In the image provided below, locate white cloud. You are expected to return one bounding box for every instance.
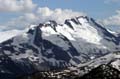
[0,7,86,30]
[0,25,7,31]
[36,7,86,24]
[0,0,36,12]
[101,10,120,26]
[3,13,38,30]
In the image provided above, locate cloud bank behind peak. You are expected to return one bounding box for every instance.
[0,7,86,31]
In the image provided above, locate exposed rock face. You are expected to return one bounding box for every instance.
[79,65,120,79]
[17,64,120,79]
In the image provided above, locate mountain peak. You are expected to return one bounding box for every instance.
[25,16,119,46]
[26,16,92,33]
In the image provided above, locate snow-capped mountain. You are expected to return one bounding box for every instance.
[0,16,120,79]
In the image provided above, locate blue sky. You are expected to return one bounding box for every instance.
[33,0,120,19]
[0,0,120,31]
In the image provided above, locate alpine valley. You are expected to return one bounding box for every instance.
[0,16,120,79]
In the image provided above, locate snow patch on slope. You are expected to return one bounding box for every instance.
[0,30,24,43]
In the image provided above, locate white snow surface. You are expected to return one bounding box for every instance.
[0,30,24,43]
